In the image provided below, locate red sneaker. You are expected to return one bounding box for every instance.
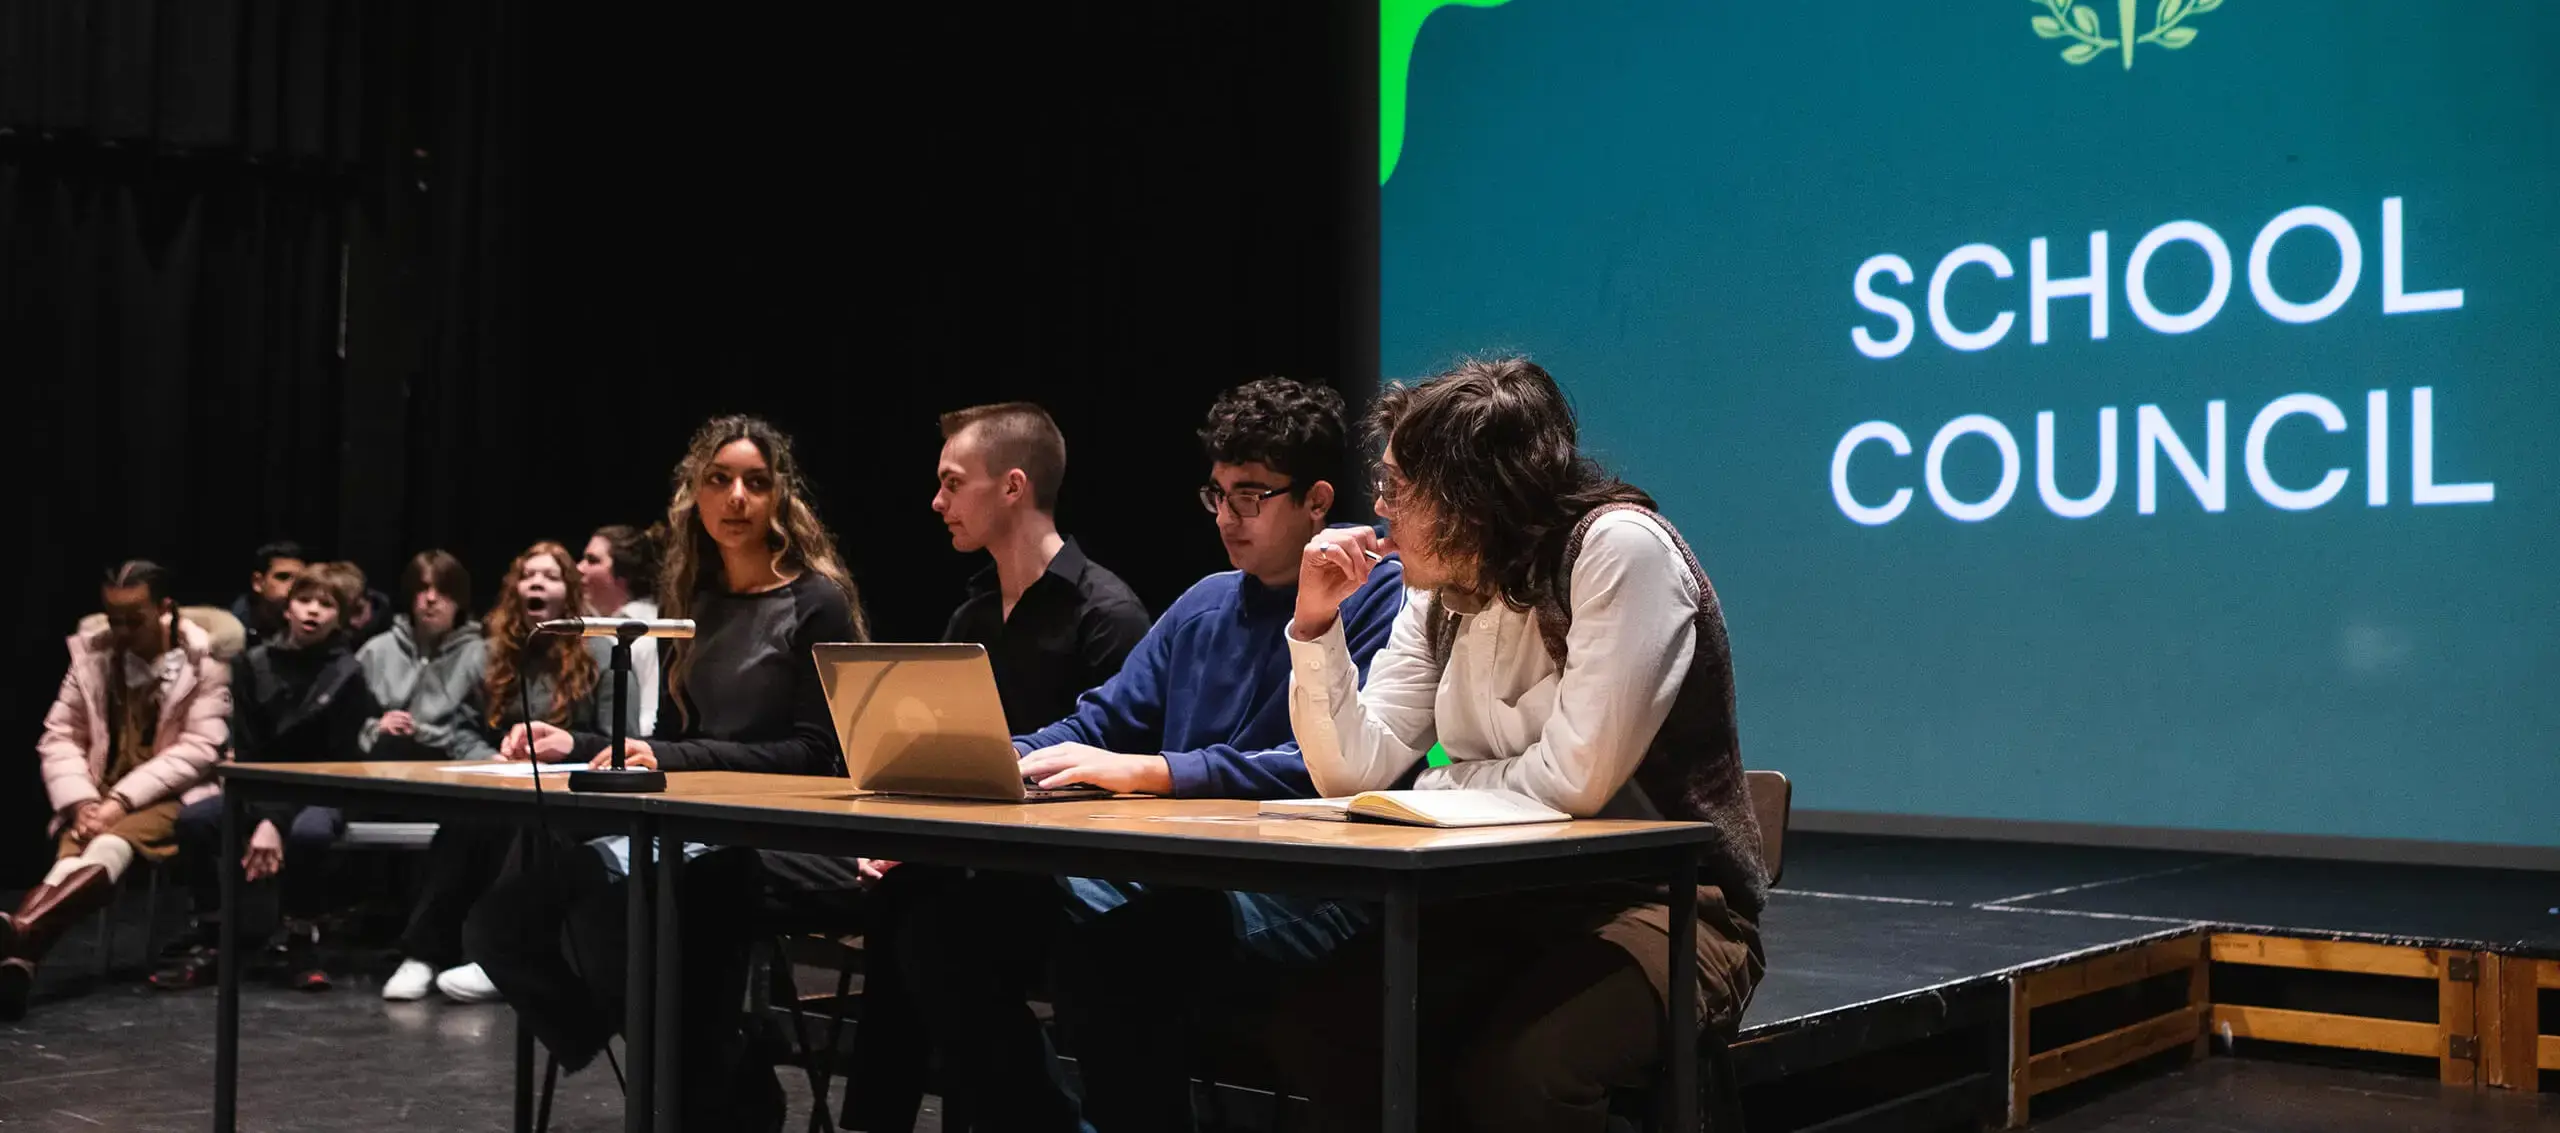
[149,947,217,991]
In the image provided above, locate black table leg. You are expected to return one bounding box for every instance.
[627,824,657,1133]
[654,832,683,1132]
[214,789,243,1132]
[515,1013,536,1133]
[1382,880,1419,1133]
[1666,851,1699,1132]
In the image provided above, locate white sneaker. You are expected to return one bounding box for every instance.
[383,958,436,1002]
[435,962,502,1004]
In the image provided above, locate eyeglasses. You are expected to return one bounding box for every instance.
[1199,481,1307,518]
[1372,465,1407,509]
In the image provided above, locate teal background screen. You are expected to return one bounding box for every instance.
[1382,1,2559,848]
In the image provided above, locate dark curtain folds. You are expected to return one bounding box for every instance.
[0,0,367,164]
[4,1,1368,885]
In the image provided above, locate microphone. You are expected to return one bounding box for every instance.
[533,617,698,640]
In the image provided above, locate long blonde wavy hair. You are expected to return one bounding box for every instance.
[658,415,865,729]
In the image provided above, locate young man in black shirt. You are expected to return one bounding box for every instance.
[227,540,308,649]
[933,401,1151,731]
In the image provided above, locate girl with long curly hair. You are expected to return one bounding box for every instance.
[371,542,632,1006]
[467,415,865,1130]
[481,541,609,740]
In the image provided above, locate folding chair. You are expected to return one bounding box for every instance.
[1620,768,1790,1132]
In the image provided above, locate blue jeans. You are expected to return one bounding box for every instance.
[1061,877,1370,964]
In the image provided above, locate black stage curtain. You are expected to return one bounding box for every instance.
[1,0,376,882]
[3,2,1370,884]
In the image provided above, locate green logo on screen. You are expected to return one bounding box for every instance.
[2029,0,2220,69]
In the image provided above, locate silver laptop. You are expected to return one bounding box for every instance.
[813,643,1111,803]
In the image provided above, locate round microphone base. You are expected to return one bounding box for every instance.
[568,768,668,794]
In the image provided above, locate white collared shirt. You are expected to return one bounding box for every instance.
[610,599,662,736]
[1287,510,1702,818]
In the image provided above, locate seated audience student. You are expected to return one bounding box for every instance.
[1270,359,1770,1133]
[850,377,1409,1133]
[479,539,630,750]
[162,561,384,993]
[401,540,634,1007]
[354,550,504,1003]
[228,540,308,649]
[346,580,398,646]
[2,562,231,1020]
[466,414,865,1132]
[357,550,491,764]
[576,523,667,735]
[932,401,1151,731]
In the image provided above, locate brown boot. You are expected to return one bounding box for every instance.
[0,864,114,1021]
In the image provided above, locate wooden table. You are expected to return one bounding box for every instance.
[215,763,1726,1133]
[212,763,810,1133]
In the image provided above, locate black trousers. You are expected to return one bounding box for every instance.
[1050,887,1289,1133]
[396,821,515,969]
[460,836,767,1127]
[848,867,1081,1133]
[174,797,341,930]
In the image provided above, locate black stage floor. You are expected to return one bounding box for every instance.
[1780,832,2560,954]
[2,831,2553,1130]
[2032,1057,2560,1132]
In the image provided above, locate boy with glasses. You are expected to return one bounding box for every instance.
[852,377,1408,1131]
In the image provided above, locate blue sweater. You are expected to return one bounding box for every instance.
[1015,557,1406,799]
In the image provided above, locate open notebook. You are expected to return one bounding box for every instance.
[1258,789,1571,829]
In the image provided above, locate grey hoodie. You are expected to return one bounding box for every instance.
[356,615,496,760]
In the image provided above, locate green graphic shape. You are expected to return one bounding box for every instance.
[2028,0,2219,69]
[1381,0,1516,185]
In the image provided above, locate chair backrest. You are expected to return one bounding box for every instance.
[183,606,248,661]
[1745,769,1790,887]
[75,605,247,662]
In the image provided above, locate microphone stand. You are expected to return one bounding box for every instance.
[568,621,667,793]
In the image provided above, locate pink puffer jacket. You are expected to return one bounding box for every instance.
[37,617,232,832]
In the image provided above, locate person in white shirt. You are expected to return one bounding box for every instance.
[576,523,663,735]
[1273,358,1769,1133]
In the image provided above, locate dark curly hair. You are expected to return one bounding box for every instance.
[1369,357,1652,611]
[1197,378,1350,496]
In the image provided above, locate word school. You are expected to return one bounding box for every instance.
[1831,197,2492,525]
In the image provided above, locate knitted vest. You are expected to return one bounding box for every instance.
[1422,503,1770,917]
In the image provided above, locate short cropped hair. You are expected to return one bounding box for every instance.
[105,560,176,605]
[251,540,309,575]
[400,550,473,613]
[290,561,366,612]
[1198,378,1349,490]
[940,402,1067,513]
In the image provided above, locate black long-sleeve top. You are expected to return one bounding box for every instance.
[235,635,380,826]
[235,637,377,766]
[569,573,862,775]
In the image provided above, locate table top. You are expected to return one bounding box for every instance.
[223,762,1720,870]
[220,761,834,809]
